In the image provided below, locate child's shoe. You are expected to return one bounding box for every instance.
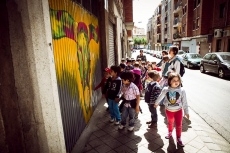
[110,118,115,123]
[146,121,152,124]
[114,121,120,125]
[128,126,134,131]
[177,137,184,147]
[118,124,125,130]
[165,132,172,139]
[148,122,157,128]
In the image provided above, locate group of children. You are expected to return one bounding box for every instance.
[94,47,189,147]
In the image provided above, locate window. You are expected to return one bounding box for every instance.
[196,18,199,28]
[194,0,197,9]
[183,5,187,15]
[210,54,218,61]
[204,54,212,60]
[193,20,196,30]
[220,3,226,18]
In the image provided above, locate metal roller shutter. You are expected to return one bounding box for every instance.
[108,22,115,66]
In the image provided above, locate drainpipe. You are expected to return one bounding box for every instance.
[224,0,229,52]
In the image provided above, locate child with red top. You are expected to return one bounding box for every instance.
[94,67,111,111]
[94,67,111,91]
[152,62,161,71]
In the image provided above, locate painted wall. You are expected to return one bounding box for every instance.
[49,0,101,151]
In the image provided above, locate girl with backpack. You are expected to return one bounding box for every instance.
[167,47,185,77]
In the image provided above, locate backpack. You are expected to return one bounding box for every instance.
[171,57,185,77]
[162,62,170,77]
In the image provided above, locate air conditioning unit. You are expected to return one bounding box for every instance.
[223,30,230,37]
[214,29,223,38]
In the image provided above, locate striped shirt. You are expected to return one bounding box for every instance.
[121,82,140,100]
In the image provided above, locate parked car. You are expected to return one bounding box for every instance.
[177,50,186,60]
[182,53,202,69]
[200,52,230,78]
[156,51,162,59]
[152,50,157,57]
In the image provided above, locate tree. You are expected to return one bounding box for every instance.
[133,37,147,45]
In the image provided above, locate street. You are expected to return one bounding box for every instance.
[132,51,230,143]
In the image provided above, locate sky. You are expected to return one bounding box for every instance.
[133,0,162,30]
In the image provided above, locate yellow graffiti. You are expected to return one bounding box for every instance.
[49,0,99,122]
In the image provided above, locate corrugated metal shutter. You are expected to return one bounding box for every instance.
[108,22,115,66]
[200,42,209,57]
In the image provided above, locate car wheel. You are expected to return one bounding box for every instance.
[218,68,225,78]
[200,65,205,73]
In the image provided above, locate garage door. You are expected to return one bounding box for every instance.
[108,22,115,66]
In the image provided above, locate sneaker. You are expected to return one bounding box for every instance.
[114,121,120,125]
[177,137,184,147]
[148,122,157,128]
[165,132,172,139]
[118,125,124,130]
[110,118,115,123]
[146,121,152,124]
[128,126,134,131]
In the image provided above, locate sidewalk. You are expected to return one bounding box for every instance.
[82,98,230,153]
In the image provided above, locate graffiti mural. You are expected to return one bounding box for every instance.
[49,0,100,151]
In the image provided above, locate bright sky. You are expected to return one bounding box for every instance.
[133,0,162,31]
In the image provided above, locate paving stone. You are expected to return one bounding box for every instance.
[143,142,161,152]
[183,144,200,153]
[93,130,107,138]
[106,150,117,153]
[205,143,222,151]
[104,139,122,149]
[99,134,115,143]
[187,139,205,150]
[200,146,212,153]
[108,130,124,138]
[199,136,214,143]
[125,140,140,150]
[88,138,105,148]
[82,144,93,153]
[88,134,98,141]
[196,131,209,137]
[94,144,112,153]
[84,149,98,153]
[135,146,152,153]
[152,137,164,147]
[115,135,132,144]
[114,145,133,153]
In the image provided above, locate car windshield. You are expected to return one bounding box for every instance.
[188,54,202,59]
[219,54,230,61]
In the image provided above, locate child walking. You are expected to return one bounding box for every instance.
[94,67,111,111]
[118,72,140,131]
[103,66,122,125]
[144,70,162,128]
[154,73,189,147]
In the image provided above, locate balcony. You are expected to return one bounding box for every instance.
[173,1,182,14]
[157,20,161,26]
[157,28,161,34]
[173,18,182,27]
[173,32,182,39]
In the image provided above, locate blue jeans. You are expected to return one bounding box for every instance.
[108,99,121,121]
[148,104,158,123]
[120,106,135,127]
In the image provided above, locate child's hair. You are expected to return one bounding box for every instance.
[110,65,121,76]
[134,62,139,67]
[162,55,169,62]
[168,73,182,87]
[170,46,178,55]
[147,63,152,69]
[152,61,157,65]
[162,50,168,55]
[120,72,134,82]
[119,63,126,69]
[147,70,160,81]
